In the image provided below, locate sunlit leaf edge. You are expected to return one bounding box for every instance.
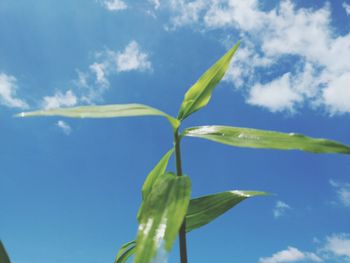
[16,103,180,130]
[182,125,350,154]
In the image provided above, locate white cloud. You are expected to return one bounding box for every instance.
[56,120,72,135]
[149,0,160,10]
[166,1,350,114]
[248,73,302,113]
[169,0,207,28]
[259,246,322,263]
[101,0,127,11]
[89,62,109,87]
[330,180,350,207]
[321,234,350,261]
[0,73,28,109]
[115,41,152,72]
[42,90,77,109]
[343,2,350,15]
[273,201,291,218]
[322,73,350,114]
[73,41,152,103]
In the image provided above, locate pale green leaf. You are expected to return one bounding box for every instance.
[0,241,11,263]
[183,125,350,154]
[16,103,180,130]
[186,190,268,232]
[177,42,240,120]
[135,172,191,263]
[114,241,136,263]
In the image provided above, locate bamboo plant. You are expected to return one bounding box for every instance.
[16,41,350,263]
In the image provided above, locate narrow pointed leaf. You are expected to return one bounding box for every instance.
[183,126,350,154]
[137,148,174,221]
[141,149,174,200]
[16,103,180,130]
[114,241,136,263]
[0,241,11,263]
[186,190,268,232]
[135,172,191,263]
[177,42,240,120]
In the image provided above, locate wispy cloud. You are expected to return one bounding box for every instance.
[166,1,350,115]
[75,41,152,103]
[259,246,322,263]
[343,2,350,16]
[259,233,350,263]
[42,90,77,109]
[56,120,72,135]
[273,201,291,218]
[0,73,28,109]
[39,41,152,106]
[322,233,350,260]
[330,180,350,207]
[115,41,153,72]
[100,0,127,11]
[149,0,160,10]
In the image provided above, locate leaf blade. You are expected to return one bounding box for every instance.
[17,103,180,130]
[183,125,350,154]
[186,190,267,232]
[137,149,174,221]
[114,241,136,263]
[177,42,240,120]
[141,149,174,200]
[0,241,11,263]
[135,172,191,263]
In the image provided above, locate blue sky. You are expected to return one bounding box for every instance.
[1,0,350,262]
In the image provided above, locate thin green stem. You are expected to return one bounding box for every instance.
[174,130,188,263]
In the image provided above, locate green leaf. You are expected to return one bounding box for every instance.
[135,172,191,263]
[137,149,174,221]
[177,42,240,121]
[141,149,174,200]
[186,190,267,232]
[0,241,11,263]
[183,125,350,154]
[16,103,180,130]
[117,190,266,259]
[114,241,136,263]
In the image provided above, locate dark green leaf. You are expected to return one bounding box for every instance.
[114,241,136,263]
[16,103,180,130]
[177,42,240,121]
[135,172,191,263]
[183,125,350,154]
[120,190,266,257]
[0,241,11,263]
[186,190,268,232]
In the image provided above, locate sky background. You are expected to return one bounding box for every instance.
[1,0,350,262]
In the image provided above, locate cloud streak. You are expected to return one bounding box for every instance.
[42,90,78,110]
[56,120,72,135]
[0,73,28,109]
[273,201,291,218]
[259,246,322,263]
[330,180,350,207]
[101,0,127,11]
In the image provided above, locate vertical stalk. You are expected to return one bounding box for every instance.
[174,130,188,263]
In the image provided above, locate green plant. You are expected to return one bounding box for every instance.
[0,241,11,263]
[18,42,350,263]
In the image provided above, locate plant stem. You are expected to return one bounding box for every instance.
[174,130,188,263]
